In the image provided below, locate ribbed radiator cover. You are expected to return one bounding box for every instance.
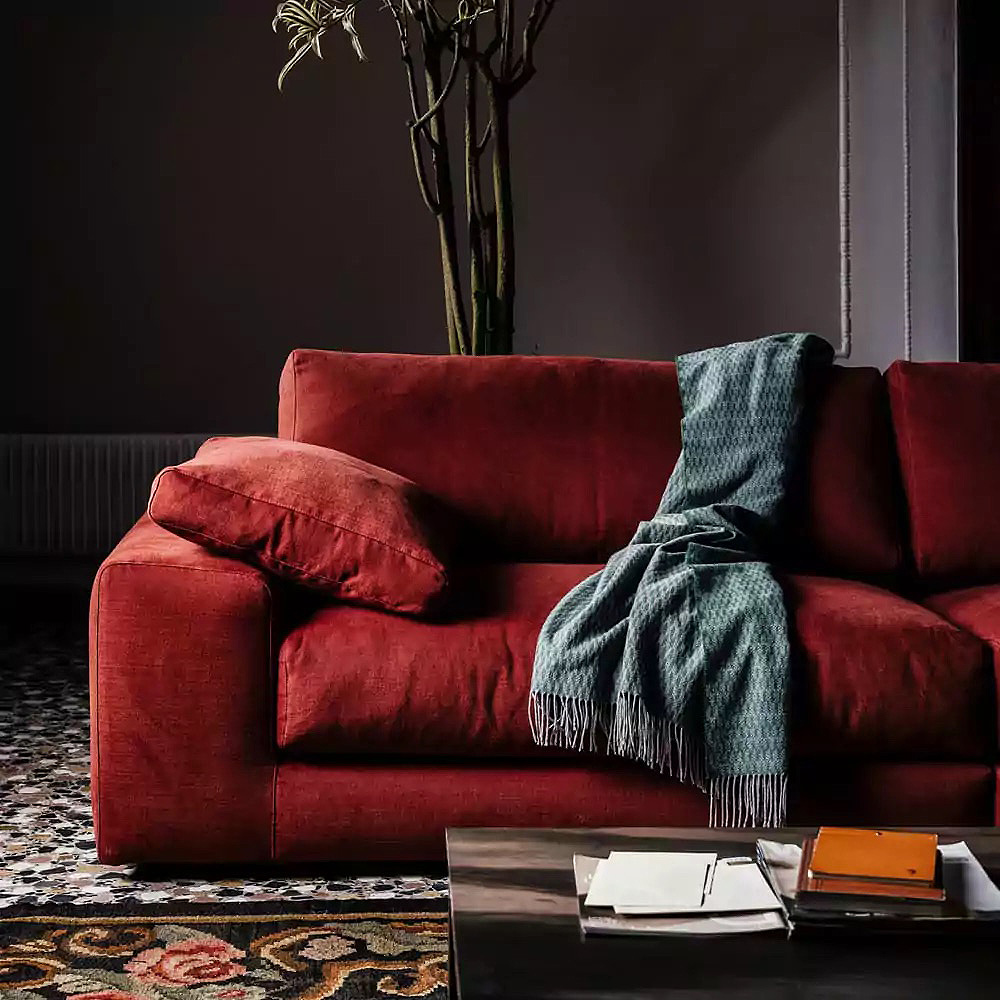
[1,434,211,557]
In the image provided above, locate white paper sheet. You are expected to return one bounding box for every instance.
[573,855,787,936]
[939,841,1000,913]
[584,851,716,910]
[615,857,781,915]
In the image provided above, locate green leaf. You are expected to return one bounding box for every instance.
[273,0,366,87]
[277,38,316,90]
[341,9,366,61]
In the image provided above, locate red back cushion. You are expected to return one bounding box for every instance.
[887,361,1000,585]
[279,350,903,575]
[784,366,904,581]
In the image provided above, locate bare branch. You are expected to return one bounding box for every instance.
[389,6,437,145]
[410,0,445,43]
[386,3,440,213]
[477,117,494,156]
[500,0,515,78]
[508,0,555,94]
[386,3,415,97]
[410,37,462,130]
[424,1,448,28]
[410,130,440,214]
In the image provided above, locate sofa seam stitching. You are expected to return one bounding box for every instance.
[281,648,289,753]
[101,559,269,583]
[291,350,299,442]
[153,468,446,575]
[276,642,289,861]
[263,576,278,863]
[92,563,108,861]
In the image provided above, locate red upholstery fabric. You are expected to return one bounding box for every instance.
[280,567,989,761]
[90,518,275,863]
[90,526,997,865]
[783,366,904,581]
[88,357,1000,866]
[272,761,993,862]
[924,585,1000,750]
[279,351,902,578]
[149,436,451,614]
[274,761,711,861]
[887,361,1000,585]
[280,351,681,564]
[783,575,993,759]
[278,563,600,755]
[787,762,995,829]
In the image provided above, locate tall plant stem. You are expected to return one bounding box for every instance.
[488,81,515,354]
[465,64,484,354]
[423,40,470,355]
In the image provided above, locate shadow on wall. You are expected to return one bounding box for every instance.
[11,0,837,434]
[519,1,837,361]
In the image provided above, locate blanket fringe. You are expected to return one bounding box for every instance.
[708,773,786,829]
[528,691,786,828]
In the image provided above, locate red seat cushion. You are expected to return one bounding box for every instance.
[280,350,903,578]
[784,575,993,759]
[923,585,1000,751]
[148,436,453,614]
[887,361,1000,586]
[279,564,992,762]
[278,563,602,756]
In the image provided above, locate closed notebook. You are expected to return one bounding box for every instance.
[809,827,938,885]
[797,837,945,914]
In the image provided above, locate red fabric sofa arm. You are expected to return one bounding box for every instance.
[89,516,277,863]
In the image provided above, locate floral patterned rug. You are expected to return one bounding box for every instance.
[0,624,447,913]
[0,901,449,999]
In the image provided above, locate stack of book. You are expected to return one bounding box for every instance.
[795,827,945,918]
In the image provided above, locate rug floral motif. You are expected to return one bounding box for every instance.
[0,909,448,999]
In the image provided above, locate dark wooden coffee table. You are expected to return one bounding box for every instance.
[447,827,1000,999]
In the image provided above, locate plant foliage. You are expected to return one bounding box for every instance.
[272,0,558,354]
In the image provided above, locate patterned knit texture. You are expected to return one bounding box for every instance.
[529,333,834,827]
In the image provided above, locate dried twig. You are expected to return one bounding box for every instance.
[509,0,555,94]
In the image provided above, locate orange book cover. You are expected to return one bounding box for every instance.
[809,828,938,884]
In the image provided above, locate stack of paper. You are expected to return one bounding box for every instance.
[585,851,781,915]
[574,850,785,937]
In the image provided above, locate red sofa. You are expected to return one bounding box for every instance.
[89,352,1000,863]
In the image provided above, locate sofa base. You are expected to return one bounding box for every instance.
[94,758,996,864]
[265,760,995,863]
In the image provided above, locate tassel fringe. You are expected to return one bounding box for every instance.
[528,690,786,828]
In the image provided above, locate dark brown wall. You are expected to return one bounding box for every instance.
[958,0,1000,362]
[10,1,837,433]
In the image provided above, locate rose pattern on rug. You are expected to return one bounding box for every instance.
[0,913,448,998]
[0,626,447,911]
[123,938,247,987]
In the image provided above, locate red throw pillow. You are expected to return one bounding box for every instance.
[148,437,452,613]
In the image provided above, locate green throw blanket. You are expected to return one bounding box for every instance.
[529,333,834,827]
